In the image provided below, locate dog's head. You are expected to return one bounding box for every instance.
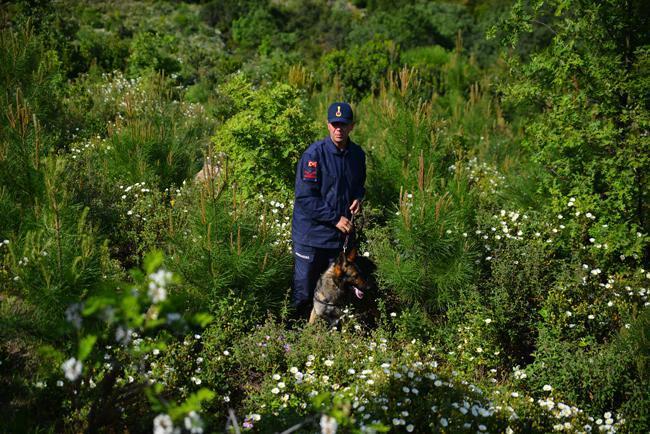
[332,247,368,300]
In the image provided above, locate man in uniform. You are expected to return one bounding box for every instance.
[291,102,366,320]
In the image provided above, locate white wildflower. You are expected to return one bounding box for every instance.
[62,357,82,381]
[320,414,338,434]
[153,413,174,434]
[184,411,204,434]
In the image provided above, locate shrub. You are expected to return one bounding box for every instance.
[166,183,293,315]
[526,308,650,432]
[322,37,399,102]
[74,24,128,72]
[211,74,317,195]
[346,3,473,51]
[231,8,277,50]
[369,187,477,319]
[49,251,215,433]
[128,31,181,77]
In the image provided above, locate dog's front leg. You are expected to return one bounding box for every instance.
[308,307,318,324]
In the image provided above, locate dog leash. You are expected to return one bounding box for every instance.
[342,212,355,254]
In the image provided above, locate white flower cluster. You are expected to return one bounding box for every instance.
[148,268,173,304]
[65,303,83,330]
[320,414,338,434]
[61,357,83,381]
[153,411,204,434]
[69,136,112,160]
[184,411,204,434]
[153,413,175,434]
[258,194,293,249]
[119,182,154,218]
[99,71,142,99]
[512,365,527,380]
[448,157,505,194]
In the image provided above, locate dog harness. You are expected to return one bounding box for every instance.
[313,295,341,307]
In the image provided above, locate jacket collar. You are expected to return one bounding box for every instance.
[325,136,350,155]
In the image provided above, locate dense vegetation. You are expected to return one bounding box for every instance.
[1,0,648,432]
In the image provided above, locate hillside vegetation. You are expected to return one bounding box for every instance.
[1,0,649,432]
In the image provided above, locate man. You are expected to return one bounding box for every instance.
[291,102,366,320]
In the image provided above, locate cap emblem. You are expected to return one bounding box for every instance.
[335,106,342,117]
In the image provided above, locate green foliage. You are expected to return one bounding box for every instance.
[495,0,650,266]
[212,74,317,195]
[401,45,451,69]
[0,25,66,229]
[75,24,128,72]
[370,187,477,318]
[2,0,649,432]
[322,37,399,102]
[47,254,215,432]
[166,184,294,315]
[347,3,472,50]
[231,8,277,50]
[128,31,181,77]
[478,222,552,365]
[526,312,650,432]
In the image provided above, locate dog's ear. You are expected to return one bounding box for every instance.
[346,247,357,262]
[333,260,343,277]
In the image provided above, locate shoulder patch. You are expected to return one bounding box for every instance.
[302,158,319,183]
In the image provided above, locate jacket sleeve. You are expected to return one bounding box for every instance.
[352,151,366,201]
[294,152,340,225]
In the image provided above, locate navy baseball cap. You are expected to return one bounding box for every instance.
[327,102,354,124]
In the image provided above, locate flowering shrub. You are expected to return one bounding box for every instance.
[2,2,649,432]
[55,251,214,432]
[219,314,627,433]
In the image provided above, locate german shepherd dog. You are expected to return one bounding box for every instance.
[308,247,370,327]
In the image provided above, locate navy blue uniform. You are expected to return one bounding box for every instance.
[291,136,366,310]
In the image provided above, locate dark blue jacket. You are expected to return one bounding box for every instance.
[292,136,366,248]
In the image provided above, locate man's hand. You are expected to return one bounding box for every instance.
[349,199,362,215]
[336,216,353,234]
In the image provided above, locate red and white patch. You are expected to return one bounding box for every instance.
[302,159,319,182]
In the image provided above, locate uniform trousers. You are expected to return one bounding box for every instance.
[292,242,341,315]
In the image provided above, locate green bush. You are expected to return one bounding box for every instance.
[49,251,215,433]
[0,24,66,231]
[212,74,317,195]
[495,0,650,270]
[75,24,128,72]
[128,31,181,77]
[527,308,650,432]
[231,8,277,50]
[347,3,472,51]
[401,45,451,69]
[166,183,293,314]
[322,37,399,102]
[369,186,477,319]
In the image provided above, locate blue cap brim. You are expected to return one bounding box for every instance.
[328,117,353,124]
